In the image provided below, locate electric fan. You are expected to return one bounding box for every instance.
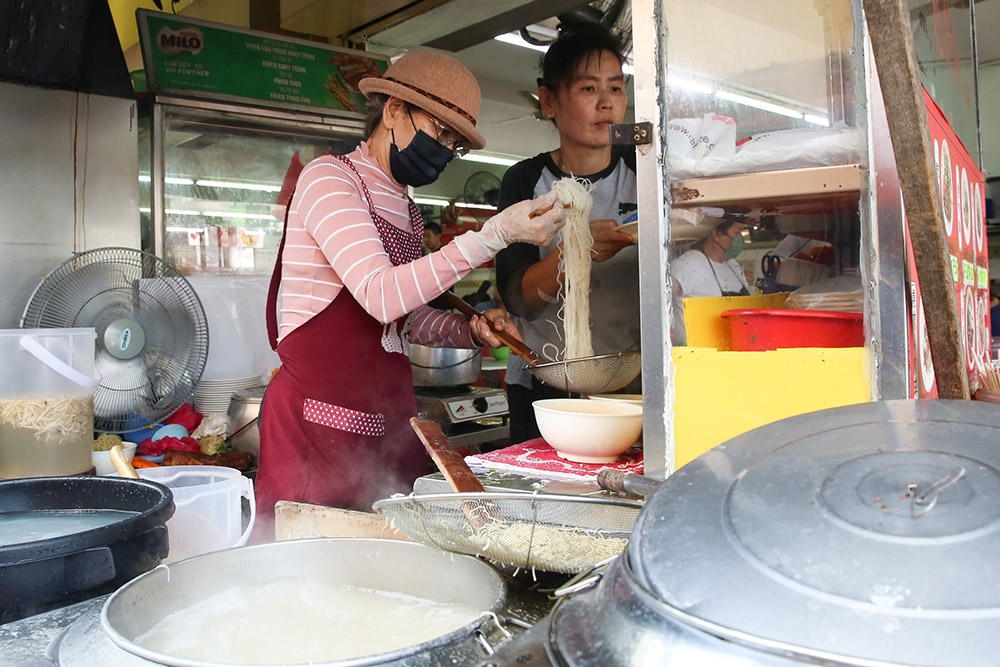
[21,247,209,433]
[462,171,502,222]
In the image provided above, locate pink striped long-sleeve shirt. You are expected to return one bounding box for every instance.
[276,142,495,347]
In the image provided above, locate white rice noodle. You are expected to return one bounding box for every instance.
[0,395,93,444]
[552,177,595,360]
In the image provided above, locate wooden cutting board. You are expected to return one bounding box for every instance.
[273,501,409,542]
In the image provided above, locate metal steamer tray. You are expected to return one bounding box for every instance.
[373,491,642,574]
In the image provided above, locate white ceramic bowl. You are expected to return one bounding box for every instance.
[92,442,138,476]
[588,393,643,407]
[617,221,639,241]
[533,398,643,464]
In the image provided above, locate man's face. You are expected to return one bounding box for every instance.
[423,229,441,251]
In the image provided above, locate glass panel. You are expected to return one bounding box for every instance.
[660,0,863,292]
[663,0,857,173]
[909,0,980,168]
[145,106,362,277]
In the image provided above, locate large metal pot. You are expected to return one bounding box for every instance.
[0,476,173,624]
[227,385,264,459]
[102,537,506,666]
[502,400,1000,667]
[409,344,482,387]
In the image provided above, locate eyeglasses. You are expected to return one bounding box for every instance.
[414,108,469,157]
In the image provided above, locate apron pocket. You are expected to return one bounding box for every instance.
[303,398,386,437]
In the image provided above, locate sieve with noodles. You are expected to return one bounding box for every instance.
[372,491,641,574]
[443,292,641,394]
[528,350,641,395]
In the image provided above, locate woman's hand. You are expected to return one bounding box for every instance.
[479,191,566,251]
[590,219,635,262]
[469,308,522,348]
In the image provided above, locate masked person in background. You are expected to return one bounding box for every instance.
[256,50,566,539]
[670,218,751,346]
[496,22,639,445]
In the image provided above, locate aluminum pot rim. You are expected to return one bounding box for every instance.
[101,537,507,667]
[548,553,901,667]
[409,344,482,386]
[408,345,482,369]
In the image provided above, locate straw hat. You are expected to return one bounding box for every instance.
[359,50,487,150]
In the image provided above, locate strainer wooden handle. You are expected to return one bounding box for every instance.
[442,292,542,366]
[410,417,500,532]
[410,417,483,494]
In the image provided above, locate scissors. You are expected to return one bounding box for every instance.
[759,254,781,293]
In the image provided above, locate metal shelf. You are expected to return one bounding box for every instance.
[671,163,863,215]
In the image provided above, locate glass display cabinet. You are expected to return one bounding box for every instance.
[135,9,383,278]
[630,0,986,476]
[141,98,363,277]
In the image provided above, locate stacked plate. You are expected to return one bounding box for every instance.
[194,375,261,414]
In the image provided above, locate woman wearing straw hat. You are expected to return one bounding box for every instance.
[256,50,566,536]
[670,216,751,345]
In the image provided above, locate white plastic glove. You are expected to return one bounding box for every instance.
[478,191,566,253]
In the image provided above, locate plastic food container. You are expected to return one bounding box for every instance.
[0,328,99,479]
[721,309,864,351]
[133,465,255,563]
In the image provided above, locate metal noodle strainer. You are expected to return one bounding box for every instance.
[372,491,641,574]
[444,292,641,394]
[528,351,641,395]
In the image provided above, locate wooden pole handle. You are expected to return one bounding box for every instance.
[409,417,499,531]
[410,417,484,493]
[528,202,570,218]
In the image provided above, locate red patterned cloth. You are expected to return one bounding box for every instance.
[165,404,203,433]
[137,436,201,457]
[465,438,643,481]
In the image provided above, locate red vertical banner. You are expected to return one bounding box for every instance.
[905,89,988,397]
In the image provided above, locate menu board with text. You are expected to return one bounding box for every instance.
[137,9,388,116]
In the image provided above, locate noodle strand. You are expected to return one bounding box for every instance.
[552,178,595,360]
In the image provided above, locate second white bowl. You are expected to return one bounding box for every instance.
[533,398,643,464]
[92,442,138,476]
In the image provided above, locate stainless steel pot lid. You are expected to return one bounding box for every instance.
[629,399,1000,666]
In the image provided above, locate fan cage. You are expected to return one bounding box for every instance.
[21,247,209,434]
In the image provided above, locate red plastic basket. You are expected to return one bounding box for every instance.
[721,309,864,351]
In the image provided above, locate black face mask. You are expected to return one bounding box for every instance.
[389,128,454,187]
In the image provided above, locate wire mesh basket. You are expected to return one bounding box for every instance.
[373,491,642,574]
[529,351,641,395]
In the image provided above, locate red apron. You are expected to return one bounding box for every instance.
[256,156,428,527]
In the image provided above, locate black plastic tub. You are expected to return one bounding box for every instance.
[0,476,174,624]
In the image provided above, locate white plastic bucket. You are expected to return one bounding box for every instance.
[0,328,100,478]
[136,466,255,563]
